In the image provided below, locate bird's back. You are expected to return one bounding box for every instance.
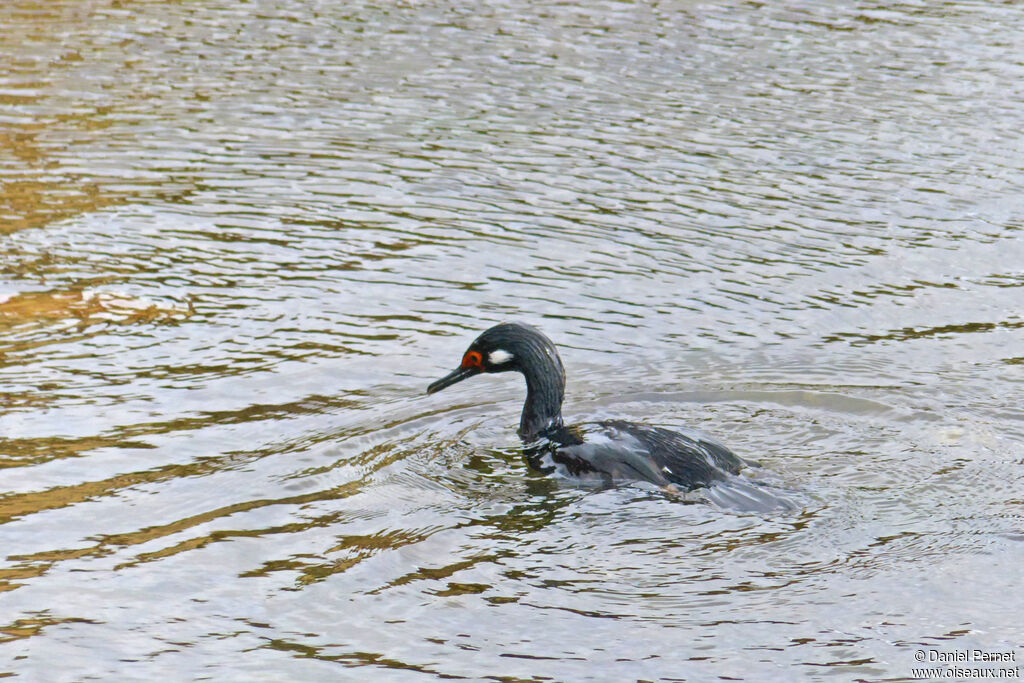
[528,419,745,490]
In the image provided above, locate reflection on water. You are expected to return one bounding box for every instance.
[2,0,1023,679]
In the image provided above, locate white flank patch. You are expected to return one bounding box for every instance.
[488,349,514,364]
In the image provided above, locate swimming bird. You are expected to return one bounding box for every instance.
[426,322,747,491]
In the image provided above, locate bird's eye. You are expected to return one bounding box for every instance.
[462,350,484,368]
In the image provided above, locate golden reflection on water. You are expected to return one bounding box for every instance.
[0,289,193,327]
[0,179,125,235]
[1,2,159,242]
[0,615,96,644]
[0,86,130,235]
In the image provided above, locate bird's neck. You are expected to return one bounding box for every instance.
[517,348,566,441]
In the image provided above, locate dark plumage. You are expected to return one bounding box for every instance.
[426,322,745,491]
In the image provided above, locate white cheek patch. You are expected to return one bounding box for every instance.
[488,349,514,365]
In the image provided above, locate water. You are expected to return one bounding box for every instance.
[2,0,1023,680]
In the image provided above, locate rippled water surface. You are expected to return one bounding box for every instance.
[2,0,1023,680]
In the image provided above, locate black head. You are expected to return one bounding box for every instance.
[426,322,558,395]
